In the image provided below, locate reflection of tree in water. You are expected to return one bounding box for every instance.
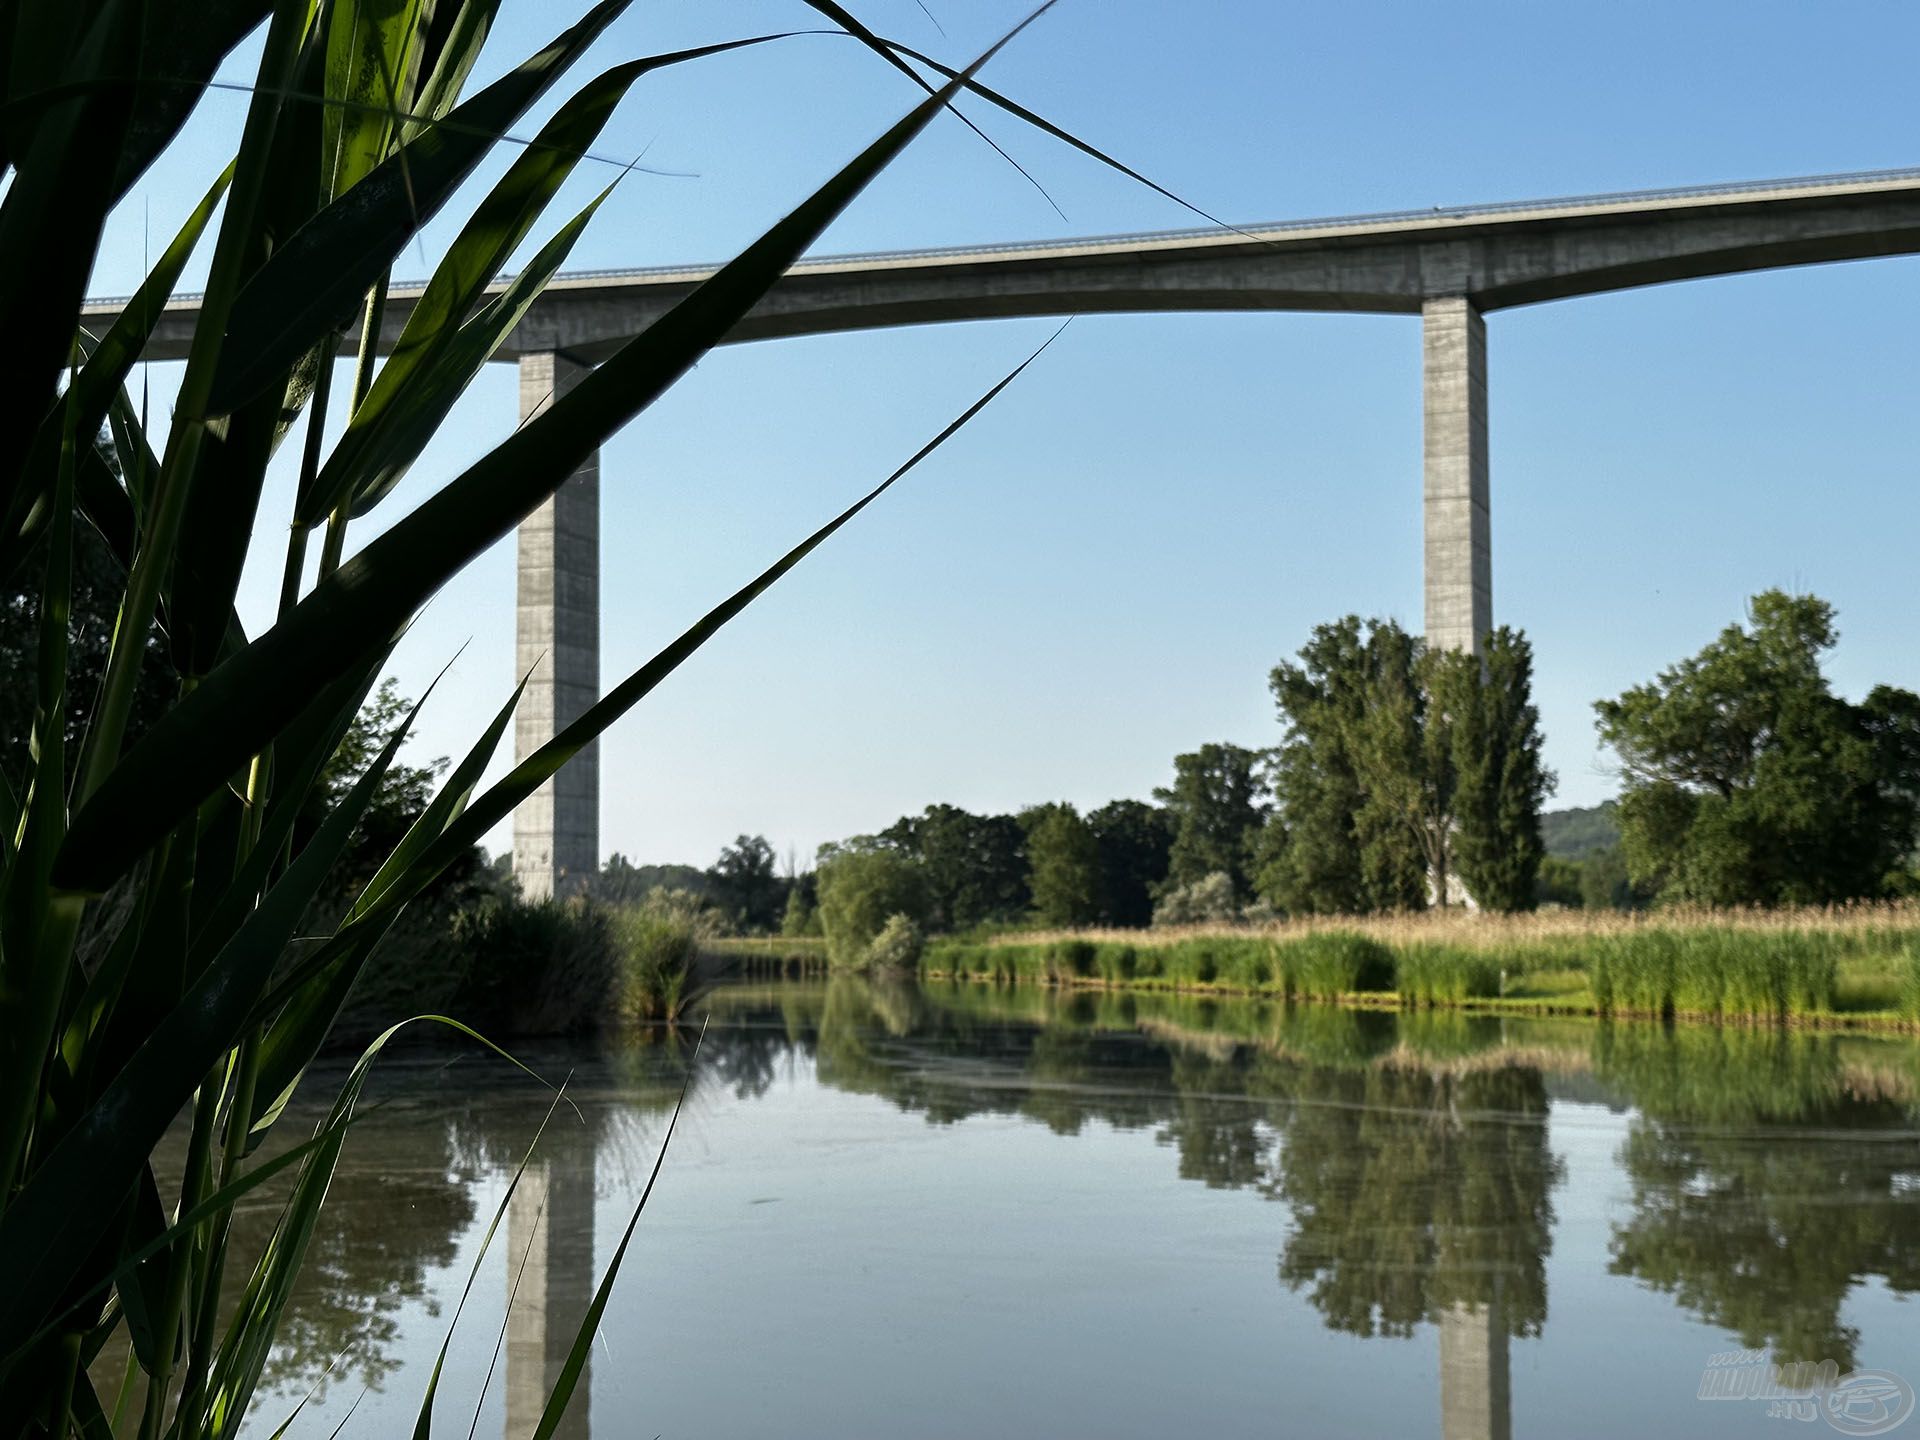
[221,1085,480,1397]
[239,1041,691,1405]
[699,1014,790,1100]
[1268,1061,1560,1340]
[807,975,1179,1134]
[1157,1048,1272,1189]
[1597,1026,1920,1371]
[705,979,1920,1396]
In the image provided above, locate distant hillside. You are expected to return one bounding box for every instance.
[1541,803,1620,860]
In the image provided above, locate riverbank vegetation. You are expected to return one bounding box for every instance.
[777,593,1919,1026]
[915,905,1920,1027]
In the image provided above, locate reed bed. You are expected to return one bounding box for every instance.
[922,902,1920,1026]
[1014,899,1920,958]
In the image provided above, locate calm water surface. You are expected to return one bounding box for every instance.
[225,980,1920,1438]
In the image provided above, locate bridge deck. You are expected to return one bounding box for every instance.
[84,165,1920,361]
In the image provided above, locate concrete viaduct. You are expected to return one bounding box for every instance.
[88,166,1920,899]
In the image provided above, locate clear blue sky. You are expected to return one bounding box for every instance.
[90,0,1920,870]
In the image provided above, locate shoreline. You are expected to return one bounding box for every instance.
[913,966,1920,1033]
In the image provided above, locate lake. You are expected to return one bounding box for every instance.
[222,978,1920,1438]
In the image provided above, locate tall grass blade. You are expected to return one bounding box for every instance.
[60,8,1057,894]
[342,183,618,520]
[0,693,425,1355]
[209,0,636,413]
[305,34,795,525]
[368,325,1065,919]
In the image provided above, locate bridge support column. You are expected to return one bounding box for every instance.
[1422,296,1491,655]
[1439,1297,1511,1440]
[512,352,600,900]
[504,1144,596,1439]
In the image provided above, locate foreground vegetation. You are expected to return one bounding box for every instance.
[917,905,1920,1027]
[0,1,1137,1433]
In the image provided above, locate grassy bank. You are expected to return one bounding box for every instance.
[921,904,1920,1029]
[704,934,831,978]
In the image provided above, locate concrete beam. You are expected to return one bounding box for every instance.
[513,353,599,901]
[1422,297,1491,654]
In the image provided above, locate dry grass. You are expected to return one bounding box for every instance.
[1014,900,1920,952]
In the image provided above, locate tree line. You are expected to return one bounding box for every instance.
[798,590,1920,956]
[801,617,1555,958]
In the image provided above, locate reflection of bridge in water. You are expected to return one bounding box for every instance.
[86,167,1920,900]
[240,986,1920,1434]
[1441,1295,1510,1440]
[505,1148,596,1440]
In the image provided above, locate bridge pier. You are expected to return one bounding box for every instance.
[512,352,600,900]
[1422,296,1491,655]
[504,1145,597,1439]
[1439,1296,1512,1440]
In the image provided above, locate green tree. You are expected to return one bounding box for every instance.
[1086,799,1174,927]
[709,833,783,932]
[1348,622,1451,907]
[816,841,929,968]
[596,855,713,906]
[1266,617,1551,914]
[1595,591,1920,904]
[1264,618,1426,913]
[781,876,820,937]
[1535,856,1584,908]
[1155,743,1269,898]
[882,804,1028,931]
[309,678,483,905]
[1447,628,1553,912]
[1023,803,1101,927]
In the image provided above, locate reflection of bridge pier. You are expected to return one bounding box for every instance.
[1438,1293,1511,1440]
[506,1144,597,1440]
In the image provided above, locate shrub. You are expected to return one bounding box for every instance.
[1905,942,1920,1020]
[1215,939,1274,988]
[1168,938,1222,984]
[611,907,702,1022]
[1095,943,1139,982]
[1395,944,1502,1005]
[1591,928,1836,1020]
[449,896,620,1035]
[818,848,929,967]
[866,913,926,971]
[1590,930,1678,1017]
[1050,939,1098,981]
[1151,871,1241,926]
[1275,932,1394,1000]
